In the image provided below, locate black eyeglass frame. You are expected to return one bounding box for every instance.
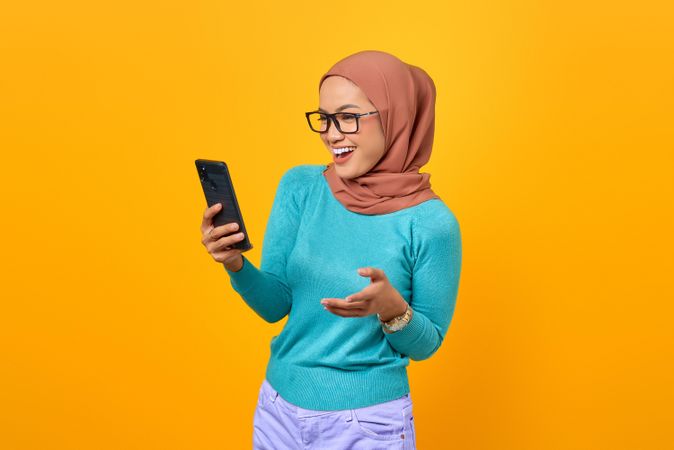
[304,110,379,134]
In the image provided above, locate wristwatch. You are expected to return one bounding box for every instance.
[378,303,413,333]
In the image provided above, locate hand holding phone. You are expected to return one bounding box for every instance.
[200,203,246,271]
[197,159,253,270]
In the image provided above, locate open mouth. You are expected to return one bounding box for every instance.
[333,147,355,163]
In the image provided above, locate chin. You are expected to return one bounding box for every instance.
[333,156,369,179]
[335,170,352,180]
[338,171,362,181]
[334,165,354,179]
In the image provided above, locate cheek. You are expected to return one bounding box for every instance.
[359,126,385,156]
[360,136,385,158]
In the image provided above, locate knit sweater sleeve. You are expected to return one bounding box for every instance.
[223,166,304,323]
[384,209,462,360]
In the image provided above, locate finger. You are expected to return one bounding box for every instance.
[323,304,366,317]
[357,267,386,281]
[211,248,243,263]
[321,298,366,310]
[344,293,365,303]
[210,222,240,240]
[211,231,246,251]
[201,203,222,232]
[345,285,377,302]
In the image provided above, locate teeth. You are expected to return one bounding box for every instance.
[333,146,356,154]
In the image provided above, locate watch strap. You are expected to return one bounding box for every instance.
[378,303,413,332]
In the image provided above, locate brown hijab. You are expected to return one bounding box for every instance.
[320,50,441,215]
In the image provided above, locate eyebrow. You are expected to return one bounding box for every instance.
[317,104,360,113]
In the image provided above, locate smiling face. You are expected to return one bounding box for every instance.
[318,76,386,180]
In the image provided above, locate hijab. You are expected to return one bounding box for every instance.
[320,50,441,215]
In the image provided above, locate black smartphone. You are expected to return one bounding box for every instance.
[195,159,253,252]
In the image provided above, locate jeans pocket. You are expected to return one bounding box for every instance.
[257,379,276,410]
[351,400,407,441]
[256,383,267,409]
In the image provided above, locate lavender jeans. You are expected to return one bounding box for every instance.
[253,379,416,449]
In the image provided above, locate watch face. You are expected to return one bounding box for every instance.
[384,318,404,331]
[380,306,412,331]
[389,323,405,331]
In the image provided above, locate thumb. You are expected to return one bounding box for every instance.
[357,267,381,280]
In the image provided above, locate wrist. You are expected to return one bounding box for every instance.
[378,301,413,334]
[378,296,408,322]
[225,255,244,272]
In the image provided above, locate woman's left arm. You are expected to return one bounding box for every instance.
[321,210,463,360]
[384,214,462,361]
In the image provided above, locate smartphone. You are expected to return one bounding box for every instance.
[195,159,253,252]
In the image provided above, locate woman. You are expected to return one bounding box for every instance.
[200,50,462,449]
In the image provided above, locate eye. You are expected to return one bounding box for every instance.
[338,113,356,122]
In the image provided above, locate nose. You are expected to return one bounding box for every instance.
[327,117,344,142]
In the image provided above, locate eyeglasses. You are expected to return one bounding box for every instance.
[305,110,379,134]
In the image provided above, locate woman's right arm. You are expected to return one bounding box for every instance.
[202,167,303,323]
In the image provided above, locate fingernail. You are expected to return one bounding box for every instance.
[320,300,328,305]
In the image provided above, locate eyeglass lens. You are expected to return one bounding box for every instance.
[308,113,358,133]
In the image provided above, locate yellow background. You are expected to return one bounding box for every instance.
[1,0,672,449]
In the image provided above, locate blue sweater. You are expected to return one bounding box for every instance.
[225,164,462,410]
